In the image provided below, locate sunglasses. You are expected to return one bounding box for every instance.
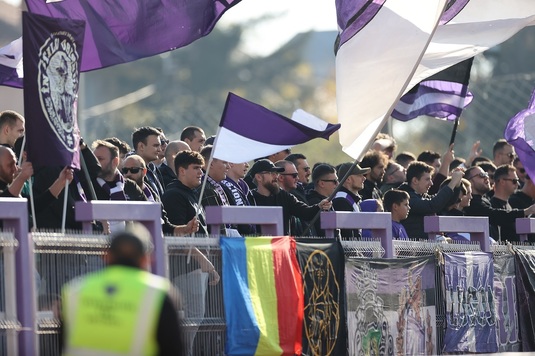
[321,179,339,184]
[467,172,489,180]
[502,178,520,184]
[122,167,143,174]
[280,173,299,178]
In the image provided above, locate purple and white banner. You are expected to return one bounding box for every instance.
[493,254,520,352]
[443,252,497,353]
[346,256,437,355]
[23,12,85,169]
[0,37,23,88]
[514,249,535,351]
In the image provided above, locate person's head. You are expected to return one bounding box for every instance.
[312,164,338,197]
[493,139,515,166]
[200,145,229,182]
[92,140,120,180]
[493,164,519,198]
[0,110,25,148]
[227,161,250,181]
[285,153,311,184]
[459,178,472,209]
[249,159,285,195]
[440,176,464,209]
[395,151,416,169]
[475,161,497,187]
[132,126,162,163]
[383,189,410,222]
[106,223,153,269]
[337,162,370,194]
[450,157,466,171]
[383,161,406,186]
[175,150,205,189]
[371,133,397,159]
[464,166,491,195]
[104,137,131,167]
[164,140,190,174]
[360,150,388,183]
[122,155,147,187]
[155,128,168,161]
[275,160,299,191]
[180,126,206,152]
[417,150,441,173]
[0,146,17,184]
[471,156,492,167]
[513,157,527,185]
[407,161,434,194]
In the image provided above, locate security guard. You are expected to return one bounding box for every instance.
[61,224,184,355]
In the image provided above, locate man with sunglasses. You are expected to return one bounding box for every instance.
[463,166,535,242]
[306,164,339,236]
[492,139,516,167]
[250,159,331,236]
[489,165,523,241]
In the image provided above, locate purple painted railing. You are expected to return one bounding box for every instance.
[75,201,163,275]
[424,215,491,252]
[321,211,394,257]
[205,206,284,236]
[516,218,535,242]
[0,198,35,356]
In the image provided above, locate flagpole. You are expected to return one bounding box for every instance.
[448,71,470,146]
[79,146,98,201]
[17,135,26,166]
[28,178,37,231]
[61,180,69,234]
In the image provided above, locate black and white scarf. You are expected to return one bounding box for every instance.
[96,172,127,200]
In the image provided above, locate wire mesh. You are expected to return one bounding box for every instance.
[165,236,225,356]
[33,231,109,356]
[0,231,19,356]
[393,239,481,258]
[341,239,385,258]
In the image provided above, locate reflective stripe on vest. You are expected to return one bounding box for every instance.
[63,266,169,356]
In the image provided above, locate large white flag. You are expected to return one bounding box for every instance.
[336,0,448,159]
[336,0,535,159]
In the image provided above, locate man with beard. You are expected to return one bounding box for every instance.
[250,159,331,235]
[359,150,388,201]
[380,161,406,194]
[463,165,535,242]
[122,154,198,236]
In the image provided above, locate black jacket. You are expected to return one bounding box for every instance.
[162,179,207,234]
[252,189,320,236]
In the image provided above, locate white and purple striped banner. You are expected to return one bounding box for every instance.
[0,37,23,88]
[212,93,340,163]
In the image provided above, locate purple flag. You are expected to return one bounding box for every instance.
[443,252,497,353]
[25,0,240,72]
[212,93,341,163]
[504,89,535,182]
[392,58,474,122]
[23,12,85,169]
[0,37,23,88]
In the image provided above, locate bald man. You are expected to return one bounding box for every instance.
[160,140,190,188]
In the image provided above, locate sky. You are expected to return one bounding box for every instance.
[1,0,338,57]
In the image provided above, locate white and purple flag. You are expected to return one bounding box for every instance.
[504,89,535,182]
[0,37,23,88]
[23,12,85,169]
[335,0,448,159]
[392,58,473,122]
[212,93,340,163]
[336,0,535,160]
[25,0,241,72]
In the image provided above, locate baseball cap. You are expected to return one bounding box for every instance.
[337,162,370,178]
[249,159,285,177]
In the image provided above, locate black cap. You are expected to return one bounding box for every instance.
[249,159,285,177]
[337,162,370,178]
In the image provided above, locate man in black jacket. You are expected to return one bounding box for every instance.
[250,159,331,236]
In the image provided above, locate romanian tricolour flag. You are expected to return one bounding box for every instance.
[212,92,340,163]
[221,236,304,356]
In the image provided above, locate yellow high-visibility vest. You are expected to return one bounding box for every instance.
[62,265,170,356]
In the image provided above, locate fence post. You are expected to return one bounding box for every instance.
[205,206,284,236]
[516,217,535,242]
[321,211,394,258]
[0,198,36,356]
[424,216,490,252]
[75,201,164,275]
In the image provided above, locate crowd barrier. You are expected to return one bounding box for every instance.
[1,199,535,355]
